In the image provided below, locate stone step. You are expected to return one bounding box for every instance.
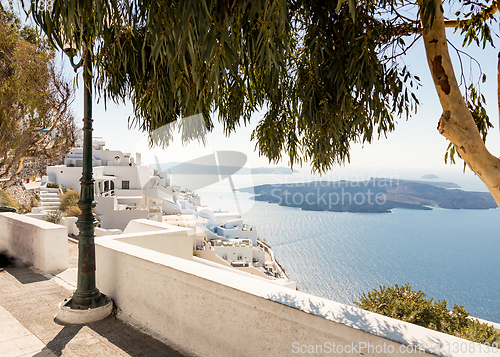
[38,202,60,206]
[39,194,59,198]
[40,195,61,199]
[39,198,60,202]
[38,206,60,211]
[38,202,60,208]
[39,192,60,197]
[39,188,61,194]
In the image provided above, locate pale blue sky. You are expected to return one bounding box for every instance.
[63,25,500,191]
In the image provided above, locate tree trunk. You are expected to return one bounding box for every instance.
[497,7,500,133]
[419,0,500,207]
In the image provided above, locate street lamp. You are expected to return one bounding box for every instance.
[56,44,112,323]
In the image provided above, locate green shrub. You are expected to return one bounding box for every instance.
[59,190,80,213]
[355,283,500,344]
[46,182,59,189]
[43,210,62,224]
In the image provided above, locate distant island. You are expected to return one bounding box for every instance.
[248,167,296,175]
[238,179,497,213]
[421,174,440,179]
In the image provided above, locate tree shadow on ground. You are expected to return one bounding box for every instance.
[43,324,83,356]
[41,316,196,357]
[1,251,50,284]
[88,317,195,357]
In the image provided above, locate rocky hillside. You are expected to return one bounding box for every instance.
[1,156,64,210]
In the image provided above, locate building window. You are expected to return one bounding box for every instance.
[104,181,109,192]
[222,254,227,260]
[122,180,130,189]
[237,254,242,261]
[110,181,114,190]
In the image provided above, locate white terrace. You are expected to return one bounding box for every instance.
[1,212,499,357]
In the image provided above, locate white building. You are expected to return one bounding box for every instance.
[215,219,258,246]
[46,136,177,230]
[162,214,206,249]
[213,239,254,267]
[43,134,294,288]
[48,146,156,198]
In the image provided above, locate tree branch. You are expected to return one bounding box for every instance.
[497,7,500,134]
[443,2,498,27]
[418,0,500,206]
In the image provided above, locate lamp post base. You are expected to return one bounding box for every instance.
[56,295,113,324]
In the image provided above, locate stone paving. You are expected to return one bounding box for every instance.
[0,242,196,357]
[0,305,54,357]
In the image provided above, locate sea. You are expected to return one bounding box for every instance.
[191,172,500,324]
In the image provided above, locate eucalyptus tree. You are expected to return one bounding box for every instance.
[28,0,500,207]
[0,6,75,182]
[418,0,499,205]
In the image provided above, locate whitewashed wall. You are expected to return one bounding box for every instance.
[0,212,68,271]
[96,234,499,357]
[95,196,148,231]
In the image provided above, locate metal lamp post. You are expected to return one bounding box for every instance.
[56,45,112,323]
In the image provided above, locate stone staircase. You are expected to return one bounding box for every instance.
[37,188,61,211]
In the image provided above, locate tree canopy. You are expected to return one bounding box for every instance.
[0,5,76,182]
[26,0,500,205]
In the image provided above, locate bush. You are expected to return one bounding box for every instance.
[46,182,59,189]
[17,205,30,214]
[64,205,81,217]
[0,191,19,209]
[43,210,62,224]
[59,190,80,213]
[193,248,200,257]
[355,283,500,344]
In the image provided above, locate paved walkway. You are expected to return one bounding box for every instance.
[0,245,196,357]
[0,304,54,357]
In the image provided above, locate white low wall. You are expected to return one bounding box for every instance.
[118,219,193,260]
[95,227,122,237]
[95,196,149,231]
[115,232,192,261]
[96,235,499,357]
[0,212,68,272]
[60,216,78,236]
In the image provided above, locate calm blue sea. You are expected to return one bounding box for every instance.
[196,174,500,324]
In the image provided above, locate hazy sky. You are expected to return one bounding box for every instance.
[63,25,500,191]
